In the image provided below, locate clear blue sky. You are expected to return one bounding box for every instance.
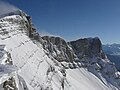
[2,0,120,44]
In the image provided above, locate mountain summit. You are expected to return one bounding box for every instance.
[0,10,120,90]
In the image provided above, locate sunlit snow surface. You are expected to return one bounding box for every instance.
[0,15,119,90]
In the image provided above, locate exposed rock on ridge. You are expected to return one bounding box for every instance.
[70,37,106,59]
[42,36,120,89]
[42,36,78,62]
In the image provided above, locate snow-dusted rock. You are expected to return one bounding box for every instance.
[42,36,77,62]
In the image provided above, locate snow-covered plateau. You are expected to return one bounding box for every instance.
[0,10,120,90]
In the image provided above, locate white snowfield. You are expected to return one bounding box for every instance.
[0,14,119,90]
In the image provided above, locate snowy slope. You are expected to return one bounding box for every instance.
[0,11,120,90]
[67,69,118,90]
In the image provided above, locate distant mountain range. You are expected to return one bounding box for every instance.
[103,44,120,71]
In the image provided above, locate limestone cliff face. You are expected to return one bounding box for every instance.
[70,37,106,59]
[42,36,77,62]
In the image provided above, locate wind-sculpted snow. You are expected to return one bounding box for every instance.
[0,11,120,90]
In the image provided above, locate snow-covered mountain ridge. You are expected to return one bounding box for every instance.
[0,10,120,90]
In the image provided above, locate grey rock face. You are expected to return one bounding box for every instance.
[42,36,77,62]
[70,37,105,59]
[3,77,18,90]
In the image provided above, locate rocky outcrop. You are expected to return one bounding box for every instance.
[69,37,120,88]
[70,37,106,59]
[42,36,77,62]
[0,10,41,42]
[3,77,18,90]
